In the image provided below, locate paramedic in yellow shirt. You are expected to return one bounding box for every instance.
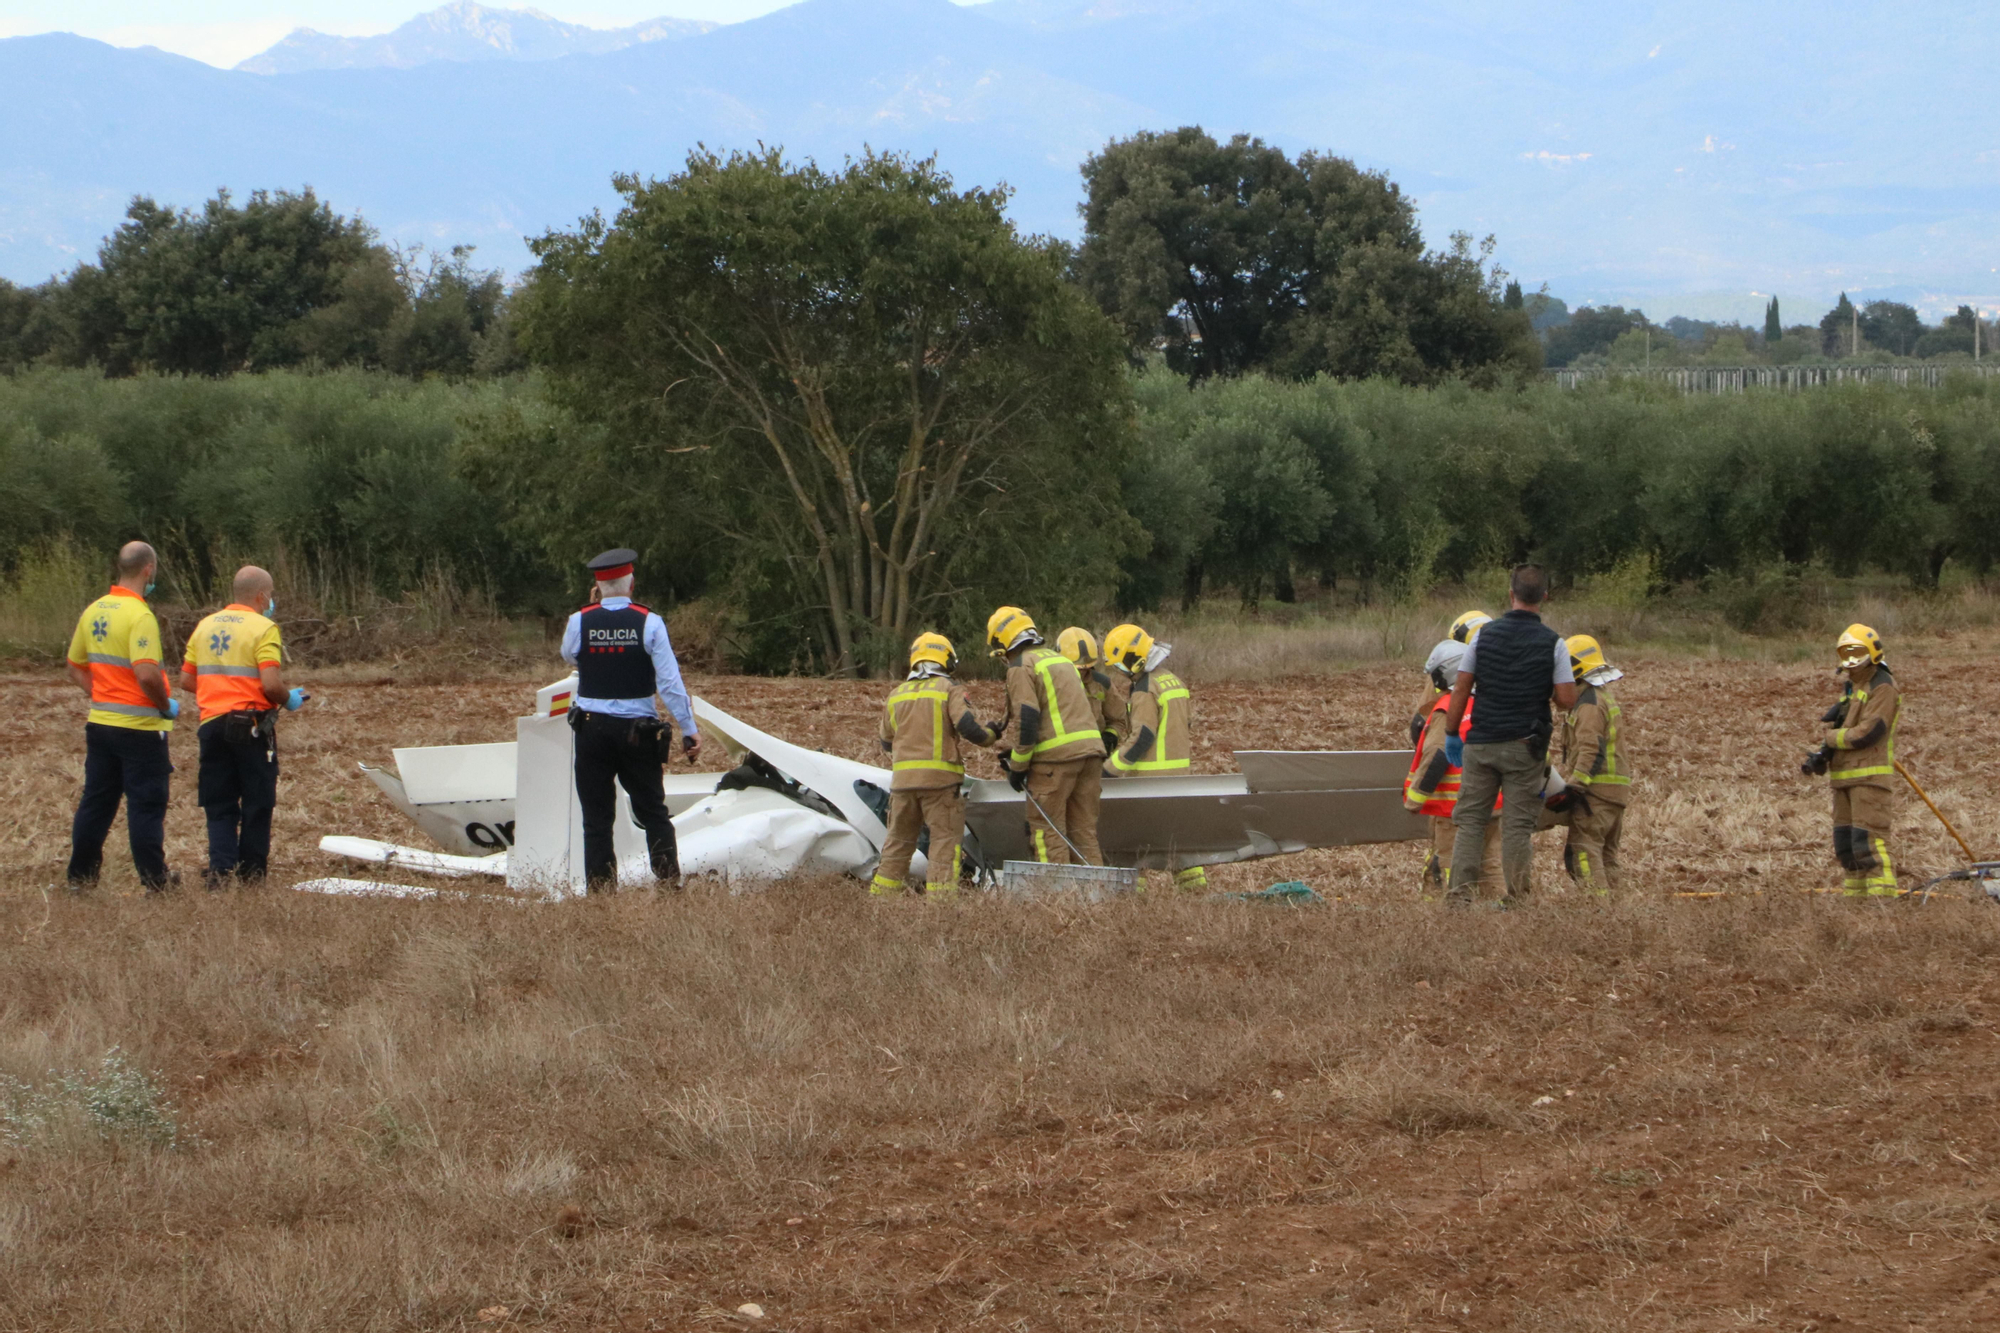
[65,541,178,892]
[179,565,306,885]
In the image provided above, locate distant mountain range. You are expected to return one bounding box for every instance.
[5,0,1999,322]
[236,3,713,76]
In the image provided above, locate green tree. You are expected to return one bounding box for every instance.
[1076,127,1536,385]
[1542,306,1645,367]
[1914,306,1977,359]
[1764,297,1781,343]
[514,148,1137,674]
[1860,300,1923,357]
[57,189,383,376]
[1821,293,1859,358]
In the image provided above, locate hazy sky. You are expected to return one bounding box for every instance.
[0,1,816,66]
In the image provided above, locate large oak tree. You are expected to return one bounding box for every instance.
[516,149,1136,674]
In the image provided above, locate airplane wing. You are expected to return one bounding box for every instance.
[962,751,1424,871]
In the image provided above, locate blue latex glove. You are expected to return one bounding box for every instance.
[1444,735,1464,768]
[162,698,180,721]
[284,687,307,712]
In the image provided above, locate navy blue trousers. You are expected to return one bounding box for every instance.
[572,713,678,888]
[198,716,279,880]
[67,723,173,889]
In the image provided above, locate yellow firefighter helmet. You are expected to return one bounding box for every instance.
[1102,623,1155,674]
[1056,626,1100,668]
[1567,634,1608,676]
[908,632,957,673]
[985,606,1040,657]
[1450,609,1493,643]
[1837,623,1884,668]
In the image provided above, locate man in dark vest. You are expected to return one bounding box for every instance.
[559,548,701,890]
[1439,564,1577,905]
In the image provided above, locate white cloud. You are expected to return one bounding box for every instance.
[1523,149,1592,166]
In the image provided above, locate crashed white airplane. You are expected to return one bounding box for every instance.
[314,675,1426,897]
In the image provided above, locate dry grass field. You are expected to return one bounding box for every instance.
[1,637,1999,1330]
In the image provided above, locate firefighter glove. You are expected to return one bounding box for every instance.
[1444,735,1464,768]
[1544,789,1579,814]
[1006,766,1028,792]
[1100,729,1120,751]
[1820,701,1848,725]
[1800,746,1831,777]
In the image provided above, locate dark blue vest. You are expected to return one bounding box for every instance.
[576,604,656,701]
[1465,609,1561,745]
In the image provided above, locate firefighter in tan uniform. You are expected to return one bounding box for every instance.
[1544,635,1631,895]
[1802,624,1902,896]
[870,633,1002,897]
[988,608,1107,865]
[1101,622,1209,889]
[1058,627,1127,750]
[1404,639,1501,895]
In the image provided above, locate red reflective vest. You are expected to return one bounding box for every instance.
[1404,694,1498,818]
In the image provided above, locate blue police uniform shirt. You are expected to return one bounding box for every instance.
[560,596,699,736]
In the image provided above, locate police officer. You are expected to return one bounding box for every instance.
[178,566,306,886]
[560,549,701,890]
[65,541,178,892]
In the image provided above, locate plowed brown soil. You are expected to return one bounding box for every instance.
[1,639,1997,1331]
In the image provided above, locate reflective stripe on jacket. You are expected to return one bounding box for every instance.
[1830,666,1901,788]
[1404,693,1466,816]
[880,674,987,791]
[1083,666,1128,741]
[182,604,283,722]
[1560,684,1631,806]
[1109,669,1191,774]
[1005,647,1105,767]
[66,586,171,732]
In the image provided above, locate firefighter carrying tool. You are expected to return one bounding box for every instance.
[989,608,1107,866]
[870,633,1003,898]
[1800,623,1902,896]
[1544,634,1632,895]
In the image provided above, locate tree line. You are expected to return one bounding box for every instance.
[1536,293,1991,369]
[9,361,2000,668]
[6,132,2000,672]
[0,190,521,379]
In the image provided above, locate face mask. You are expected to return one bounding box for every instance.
[143,579,156,598]
[265,597,276,617]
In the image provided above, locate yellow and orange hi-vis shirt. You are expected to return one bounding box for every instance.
[67,586,172,732]
[180,604,283,723]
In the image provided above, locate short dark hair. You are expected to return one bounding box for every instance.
[1510,563,1548,606]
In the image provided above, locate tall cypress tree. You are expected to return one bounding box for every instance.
[1764,296,1781,343]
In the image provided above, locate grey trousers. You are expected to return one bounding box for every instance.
[1449,739,1546,901]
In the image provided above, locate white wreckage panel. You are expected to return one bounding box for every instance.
[311,676,1424,899]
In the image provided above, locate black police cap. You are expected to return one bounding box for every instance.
[586,548,638,572]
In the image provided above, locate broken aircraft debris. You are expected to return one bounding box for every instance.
[316,675,1426,897]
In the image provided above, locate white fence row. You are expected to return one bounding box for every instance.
[1547,364,2000,392]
